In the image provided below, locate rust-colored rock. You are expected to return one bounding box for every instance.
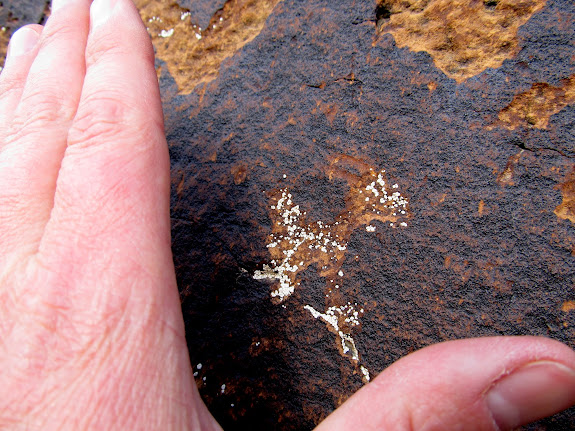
[376,0,546,82]
[255,157,411,304]
[498,75,575,129]
[555,168,575,224]
[167,0,575,427]
[0,26,9,69]
[497,150,523,186]
[135,0,282,94]
[2,0,575,430]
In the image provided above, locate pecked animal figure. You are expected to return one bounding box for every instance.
[254,155,412,303]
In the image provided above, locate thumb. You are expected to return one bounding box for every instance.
[316,336,575,430]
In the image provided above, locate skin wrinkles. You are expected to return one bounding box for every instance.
[0,1,573,430]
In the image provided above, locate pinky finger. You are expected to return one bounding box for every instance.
[0,25,43,140]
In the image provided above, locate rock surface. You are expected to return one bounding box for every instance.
[2,0,575,430]
[0,0,48,69]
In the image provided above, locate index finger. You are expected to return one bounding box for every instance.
[40,0,171,282]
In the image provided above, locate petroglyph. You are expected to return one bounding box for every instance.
[254,156,411,382]
[304,302,371,383]
[254,157,411,302]
[376,0,547,82]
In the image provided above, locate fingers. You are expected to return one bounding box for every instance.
[0,24,42,260]
[317,336,575,431]
[40,0,171,293]
[0,25,43,137]
[0,0,91,254]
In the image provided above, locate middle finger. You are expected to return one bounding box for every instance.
[0,0,91,254]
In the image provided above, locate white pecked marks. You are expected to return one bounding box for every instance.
[305,303,370,383]
[159,28,175,38]
[360,365,371,382]
[304,303,361,358]
[254,168,410,302]
[254,162,411,384]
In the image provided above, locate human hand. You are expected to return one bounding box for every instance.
[1,1,574,430]
[0,0,220,429]
[317,336,575,430]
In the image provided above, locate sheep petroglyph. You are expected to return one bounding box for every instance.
[254,155,412,382]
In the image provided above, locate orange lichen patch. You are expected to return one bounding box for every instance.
[134,0,282,94]
[555,168,575,224]
[254,156,411,302]
[478,200,486,216]
[562,301,575,312]
[376,0,546,82]
[0,25,9,70]
[231,163,248,185]
[498,75,575,129]
[497,150,523,186]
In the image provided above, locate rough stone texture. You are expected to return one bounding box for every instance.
[556,167,575,224]
[166,1,575,429]
[136,0,282,94]
[2,0,575,430]
[185,0,228,29]
[497,75,575,130]
[376,0,547,82]
[1,0,47,25]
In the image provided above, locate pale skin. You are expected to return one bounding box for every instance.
[0,0,574,429]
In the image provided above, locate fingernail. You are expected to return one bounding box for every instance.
[51,0,74,13]
[8,27,40,58]
[486,361,575,430]
[90,0,118,29]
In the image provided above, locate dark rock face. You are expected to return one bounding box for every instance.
[185,0,228,29]
[1,0,47,25]
[1,0,575,429]
[166,0,575,429]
